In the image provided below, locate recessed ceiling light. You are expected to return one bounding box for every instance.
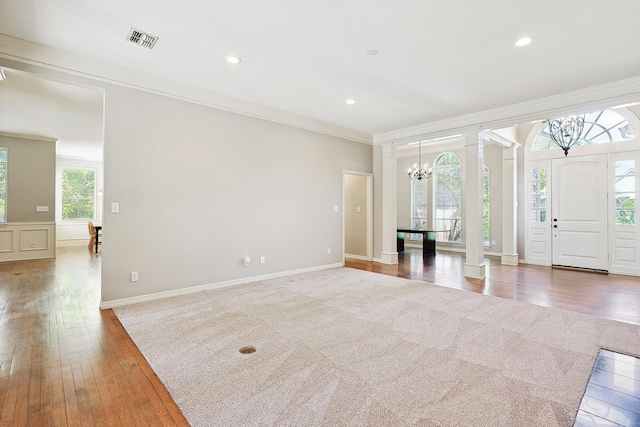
[346,99,356,105]
[515,37,533,47]
[226,56,241,64]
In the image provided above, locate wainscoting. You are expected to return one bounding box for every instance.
[0,221,55,261]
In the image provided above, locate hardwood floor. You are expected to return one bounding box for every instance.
[0,248,188,427]
[1,247,639,426]
[346,250,640,326]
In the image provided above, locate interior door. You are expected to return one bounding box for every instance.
[552,154,608,270]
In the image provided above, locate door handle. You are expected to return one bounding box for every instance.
[553,225,558,228]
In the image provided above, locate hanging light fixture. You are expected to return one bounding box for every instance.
[547,115,585,157]
[407,141,433,180]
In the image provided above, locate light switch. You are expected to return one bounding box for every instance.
[357,207,361,213]
[111,202,120,213]
[36,206,49,212]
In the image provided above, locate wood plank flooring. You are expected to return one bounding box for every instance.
[346,250,640,326]
[0,248,188,427]
[1,247,639,426]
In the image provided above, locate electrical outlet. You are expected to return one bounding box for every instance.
[260,256,265,265]
[327,248,332,255]
[491,240,496,246]
[243,256,251,267]
[130,271,139,282]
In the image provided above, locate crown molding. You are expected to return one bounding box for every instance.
[374,77,640,145]
[0,34,372,145]
[0,131,57,143]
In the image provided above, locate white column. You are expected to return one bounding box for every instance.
[381,142,398,264]
[464,130,486,278]
[501,146,519,265]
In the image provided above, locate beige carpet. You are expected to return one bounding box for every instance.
[113,268,640,426]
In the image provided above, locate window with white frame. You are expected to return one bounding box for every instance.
[532,109,633,152]
[0,148,6,224]
[483,165,490,246]
[434,153,461,242]
[530,166,547,223]
[62,167,96,220]
[614,160,635,225]
[410,178,428,240]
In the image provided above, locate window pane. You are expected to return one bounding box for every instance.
[530,167,547,223]
[615,160,635,175]
[0,148,6,223]
[62,168,96,220]
[614,160,635,225]
[532,109,632,150]
[434,153,461,242]
[616,209,635,225]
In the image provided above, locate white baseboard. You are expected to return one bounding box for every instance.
[100,262,345,310]
[56,239,89,248]
[344,253,368,261]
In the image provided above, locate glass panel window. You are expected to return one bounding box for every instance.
[614,160,635,225]
[532,109,633,151]
[410,178,428,240]
[483,165,490,246]
[62,167,96,220]
[0,148,6,224]
[434,153,461,242]
[530,166,547,223]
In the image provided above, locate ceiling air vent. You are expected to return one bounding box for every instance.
[126,28,158,49]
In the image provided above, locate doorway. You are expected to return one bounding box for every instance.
[551,154,608,271]
[343,171,373,261]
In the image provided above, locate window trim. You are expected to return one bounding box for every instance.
[0,147,6,224]
[483,164,490,247]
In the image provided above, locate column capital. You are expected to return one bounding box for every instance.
[380,141,397,158]
[464,129,484,148]
[502,145,519,160]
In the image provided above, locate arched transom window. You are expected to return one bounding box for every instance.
[532,109,634,152]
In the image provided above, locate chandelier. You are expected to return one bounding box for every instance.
[407,141,433,180]
[548,115,585,157]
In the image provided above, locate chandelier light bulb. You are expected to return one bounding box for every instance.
[408,142,433,180]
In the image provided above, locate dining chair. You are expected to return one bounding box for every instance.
[88,220,101,252]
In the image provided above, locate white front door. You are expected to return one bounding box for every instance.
[551,154,608,270]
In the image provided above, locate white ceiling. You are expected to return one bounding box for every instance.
[0,0,639,159]
[0,69,104,160]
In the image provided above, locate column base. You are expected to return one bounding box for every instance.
[380,251,399,265]
[464,263,486,279]
[501,253,519,266]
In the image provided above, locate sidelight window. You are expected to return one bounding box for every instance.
[530,166,547,223]
[615,160,635,225]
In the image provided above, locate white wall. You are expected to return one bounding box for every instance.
[0,58,372,304]
[101,84,372,303]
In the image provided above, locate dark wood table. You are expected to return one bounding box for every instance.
[397,229,437,257]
